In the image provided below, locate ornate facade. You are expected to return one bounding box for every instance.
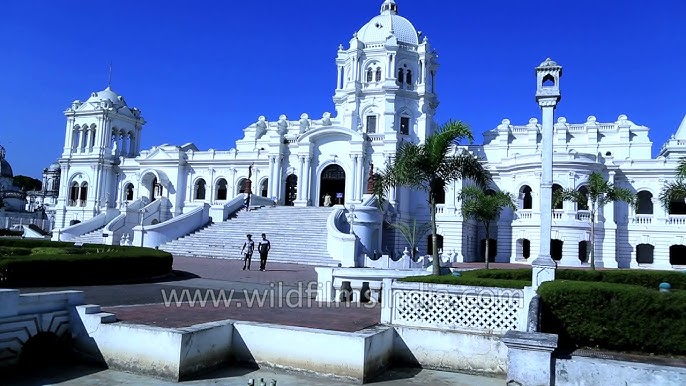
[46,0,686,269]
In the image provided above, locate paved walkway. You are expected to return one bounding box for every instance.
[13,256,506,385]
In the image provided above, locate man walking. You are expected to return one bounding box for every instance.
[241,234,254,270]
[258,233,271,271]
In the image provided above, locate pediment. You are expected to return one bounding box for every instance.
[139,146,181,161]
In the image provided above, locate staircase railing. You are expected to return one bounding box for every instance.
[208,193,272,222]
[327,195,379,267]
[52,211,119,242]
[102,197,150,245]
[132,203,210,248]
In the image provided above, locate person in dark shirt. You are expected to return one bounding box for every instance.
[258,233,271,271]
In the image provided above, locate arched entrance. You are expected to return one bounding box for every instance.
[285,174,297,206]
[320,164,346,206]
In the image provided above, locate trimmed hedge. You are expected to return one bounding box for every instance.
[455,268,686,290]
[399,274,529,289]
[539,280,686,355]
[0,239,172,287]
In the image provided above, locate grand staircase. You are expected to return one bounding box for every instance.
[70,227,106,244]
[159,206,339,266]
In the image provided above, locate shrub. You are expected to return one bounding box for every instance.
[0,246,32,257]
[539,280,686,355]
[0,239,173,286]
[0,230,23,237]
[399,274,529,289]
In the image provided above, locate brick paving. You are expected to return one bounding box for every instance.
[104,302,381,332]
[91,256,381,332]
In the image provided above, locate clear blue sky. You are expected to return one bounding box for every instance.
[1,0,684,179]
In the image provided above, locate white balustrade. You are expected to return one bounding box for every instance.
[516,210,533,220]
[632,214,653,225]
[667,215,686,225]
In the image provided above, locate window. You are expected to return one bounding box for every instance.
[375,68,382,82]
[366,116,377,134]
[400,116,410,135]
[69,182,79,206]
[195,179,206,200]
[366,68,373,82]
[405,70,412,85]
[79,182,88,207]
[125,183,134,201]
[216,179,228,200]
[397,68,404,83]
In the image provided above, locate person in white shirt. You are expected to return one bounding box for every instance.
[241,234,254,270]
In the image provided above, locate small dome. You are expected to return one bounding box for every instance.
[0,145,12,178]
[48,161,61,171]
[85,86,128,108]
[538,58,559,68]
[357,1,419,45]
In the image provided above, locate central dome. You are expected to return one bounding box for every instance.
[85,86,128,108]
[357,1,419,45]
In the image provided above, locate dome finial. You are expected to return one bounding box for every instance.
[381,0,398,15]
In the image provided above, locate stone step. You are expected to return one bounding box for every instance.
[160,206,337,266]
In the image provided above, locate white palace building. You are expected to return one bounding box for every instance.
[45,0,686,270]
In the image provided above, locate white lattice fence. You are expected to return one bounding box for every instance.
[386,281,527,332]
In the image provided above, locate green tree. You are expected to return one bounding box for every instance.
[659,157,686,212]
[12,175,42,191]
[388,219,431,260]
[381,120,491,275]
[458,186,516,269]
[554,172,636,270]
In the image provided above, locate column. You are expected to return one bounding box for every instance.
[296,156,304,201]
[268,156,276,199]
[77,128,85,153]
[303,156,311,204]
[386,155,395,203]
[532,100,557,291]
[355,155,367,201]
[351,155,358,201]
[275,156,283,202]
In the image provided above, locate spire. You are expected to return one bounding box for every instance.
[380,0,398,15]
[107,60,112,89]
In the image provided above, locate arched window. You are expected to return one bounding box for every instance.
[237,178,247,194]
[375,67,382,82]
[636,191,653,214]
[79,182,88,207]
[366,68,373,82]
[636,244,654,264]
[542,74,555,87]
[400,116,410,135]
[195,179,206,200]
[366,115,377,134]
[552,184,563,210]
[125,183,134,201]
[260,179,268,197]
[397,68,404,83]
[520,185,533,209]
[577,186,589,210]
[69,182,79,206]
[434,179,446,204]
[216,178,228,200]
[405,70,412,85]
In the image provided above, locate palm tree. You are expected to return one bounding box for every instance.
[554,172,636,270]
[458,186,516,269]
[381,120,491,275]
[659,157,686,212]
[388,219,432,260]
